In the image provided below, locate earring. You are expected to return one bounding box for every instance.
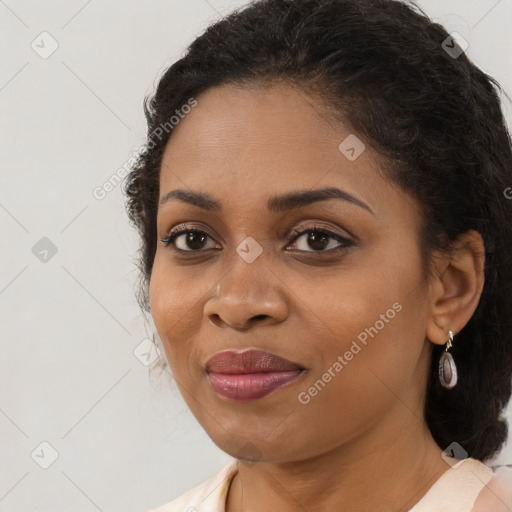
[439,329,457,389]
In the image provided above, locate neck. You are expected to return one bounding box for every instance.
[226,408,449,512]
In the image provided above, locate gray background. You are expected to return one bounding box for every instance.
[1,1,511,511]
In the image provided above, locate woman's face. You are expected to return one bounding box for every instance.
[150,82,435,463]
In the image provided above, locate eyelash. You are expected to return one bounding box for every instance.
[159,223,354,254]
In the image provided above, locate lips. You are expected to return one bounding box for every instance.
[205,349,305,402]
[205,349,304,374]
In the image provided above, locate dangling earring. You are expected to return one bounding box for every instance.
[439,329,457,389]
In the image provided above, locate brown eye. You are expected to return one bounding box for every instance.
[160,227,220,252]
[287,227,353,253]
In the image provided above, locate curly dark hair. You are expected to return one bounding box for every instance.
[123,0,512,463]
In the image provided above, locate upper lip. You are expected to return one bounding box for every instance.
[205,349,305,374]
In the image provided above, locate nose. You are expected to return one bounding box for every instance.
[204,261,289,332]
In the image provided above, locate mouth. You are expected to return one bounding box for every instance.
[205,349,306,402]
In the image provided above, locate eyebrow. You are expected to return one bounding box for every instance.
[158,187,374,215]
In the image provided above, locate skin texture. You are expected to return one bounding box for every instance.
[149,83,485,512]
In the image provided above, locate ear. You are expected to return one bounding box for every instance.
[425,229,485,346]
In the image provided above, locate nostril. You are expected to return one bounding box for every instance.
[208,314,223,327]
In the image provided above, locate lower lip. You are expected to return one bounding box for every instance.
[207,370,303,402]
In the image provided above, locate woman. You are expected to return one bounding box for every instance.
[124,0,512,510]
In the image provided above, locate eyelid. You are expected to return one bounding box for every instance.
[286,222,353,242]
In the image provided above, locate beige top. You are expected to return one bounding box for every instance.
[149,457,512,512]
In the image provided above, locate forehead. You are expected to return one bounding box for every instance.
[161,82,351,170]
[158,83,417,222]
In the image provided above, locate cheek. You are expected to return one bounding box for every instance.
[288,262,404,352]
[295,249,426,390]
[291,302,418,447]
[149,253,220,379]
[148,256,199,362]
[149,253,203,323]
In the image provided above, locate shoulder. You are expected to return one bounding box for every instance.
[470,464,512,512]
[148,460,238,512]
